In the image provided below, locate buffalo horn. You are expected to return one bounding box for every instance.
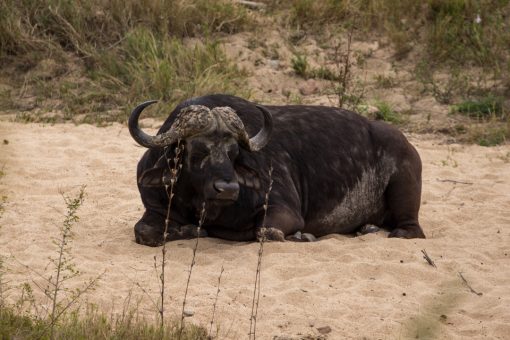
[128,100,180,148]
[244,105,273,152]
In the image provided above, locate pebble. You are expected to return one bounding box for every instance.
[301,233,317,242]
[183,309,194,317]
[360,224,380,234]
[317,325,332,334]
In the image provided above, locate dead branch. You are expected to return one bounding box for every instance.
[437,178,474,185]
[421,249,437,268]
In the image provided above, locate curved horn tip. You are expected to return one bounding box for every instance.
[246,104,273,152]
[139,100,158,107]
[128,100,162,149]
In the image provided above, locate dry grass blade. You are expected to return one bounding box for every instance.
[159,142,184,329]
[180,202,206,337]
[209,265,224,337]
[249,164,273,340]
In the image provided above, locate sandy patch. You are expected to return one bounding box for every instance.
[0,121,509,339]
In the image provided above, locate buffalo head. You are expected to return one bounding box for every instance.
[129,101,272,206]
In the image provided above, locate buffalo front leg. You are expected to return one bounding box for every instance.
[256,205,305,242]
[134,210,206,246]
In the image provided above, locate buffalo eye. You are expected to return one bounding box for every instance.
[189,145,209,164]
[227,144,239,161]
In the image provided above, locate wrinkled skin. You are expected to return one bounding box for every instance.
[132,94,425,246]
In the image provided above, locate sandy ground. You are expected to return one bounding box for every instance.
[0,121,509,339]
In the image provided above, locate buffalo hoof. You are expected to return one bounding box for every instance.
[389,226,426,239]
[359,224,380,235]
[135,222,164,247]
[257,227,285,242]
[174,224,208,239]
[286,231,317,242]
[135,223,208,246]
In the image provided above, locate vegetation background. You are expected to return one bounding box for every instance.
[1,0,509,143]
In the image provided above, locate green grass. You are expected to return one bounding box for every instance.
[291,54,342,81]
[0,304,207,340]
[92,27,247,118]
[291,54,308,78]
[374,101,404,124]
[451,96,504,119]
[0,0,250,123]
[469,124,509,146]
[0,0,250,58]
[448,95,508,146]
[281,0,510,68]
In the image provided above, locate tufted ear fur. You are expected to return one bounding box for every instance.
[138,167,169,187]
[138,154,172,188]
[235,163,262,191]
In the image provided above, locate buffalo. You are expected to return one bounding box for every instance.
[129,94,425,246]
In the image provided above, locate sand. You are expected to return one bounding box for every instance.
[0,121,509,339]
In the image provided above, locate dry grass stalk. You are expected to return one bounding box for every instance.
[249,164,273,340]
[10,186,103,339]
[160,142,184,329]
[334,28,353,108]
[209,265,224,337]
[0,256,8,310]
[180,202,207,338]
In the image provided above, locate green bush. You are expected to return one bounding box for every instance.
[374,101,404,124]
[451,96,504,119]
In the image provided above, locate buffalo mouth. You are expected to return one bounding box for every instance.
[208,198,238,206]
[212,179,239,201]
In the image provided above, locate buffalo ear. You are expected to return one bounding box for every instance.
[235,163,261,191]
[138,167,168,187]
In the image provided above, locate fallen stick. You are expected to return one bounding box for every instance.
[437,178,474,185]
[421,249,437,268]
[458,272,483,296]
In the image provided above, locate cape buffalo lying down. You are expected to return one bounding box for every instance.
[129,94,425,246]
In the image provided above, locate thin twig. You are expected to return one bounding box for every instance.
[458,272,483,296]
[421,249,437,268]
[180,202,206,337]
[132,281,160,313]
[49,273,104,329]
[249,164,273,340]
[121,270,160,314]
[160,142,183,329]
[49,187,86,340]
[209,265,224,337]
[437,178,474,185]
[37,272,103,340]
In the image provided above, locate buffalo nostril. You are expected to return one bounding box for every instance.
[213,180,239,199]
[214,180,239,192]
